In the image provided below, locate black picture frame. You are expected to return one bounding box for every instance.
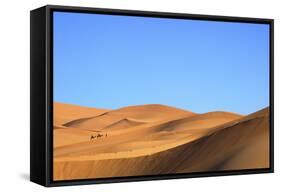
[30,4,274,187]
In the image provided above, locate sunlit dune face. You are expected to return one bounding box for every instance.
[53,102,269,180]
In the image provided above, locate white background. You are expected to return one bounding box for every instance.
[0,0,279,191]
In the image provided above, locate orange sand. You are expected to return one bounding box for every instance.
[53,102,270,180]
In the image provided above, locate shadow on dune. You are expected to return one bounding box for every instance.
[53,102,269,180]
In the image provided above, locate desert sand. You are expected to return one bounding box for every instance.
[53,102,270,180]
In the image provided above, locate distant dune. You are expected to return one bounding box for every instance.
[62,104,195,131]
[53,102,270,180]
[53,102,108,125]
[105,118,147,130]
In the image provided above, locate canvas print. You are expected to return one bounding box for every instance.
[53,12,270,181]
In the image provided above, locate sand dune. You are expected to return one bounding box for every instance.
[53,103,270,180]
[63,104,195,131]
[105,118,147,130]
[54,102,108,125]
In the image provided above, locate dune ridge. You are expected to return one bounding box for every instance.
[105,118,148,130]
[61,104,195,131]
[53,102,269,180]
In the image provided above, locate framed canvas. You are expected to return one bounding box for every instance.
[30,5,274,187]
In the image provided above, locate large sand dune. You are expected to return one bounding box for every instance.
[53,102,270,180]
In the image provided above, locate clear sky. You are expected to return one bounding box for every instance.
[53,11,269,114]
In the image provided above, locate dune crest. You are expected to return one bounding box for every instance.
[62,103,195,131]
[53,102,269,180]
[105,118,148,130]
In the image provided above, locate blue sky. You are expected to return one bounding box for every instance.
[53,11,269,114]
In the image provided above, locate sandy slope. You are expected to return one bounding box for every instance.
[63,104,195,130]
[53,102,108,125]
[53,103,270,180]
